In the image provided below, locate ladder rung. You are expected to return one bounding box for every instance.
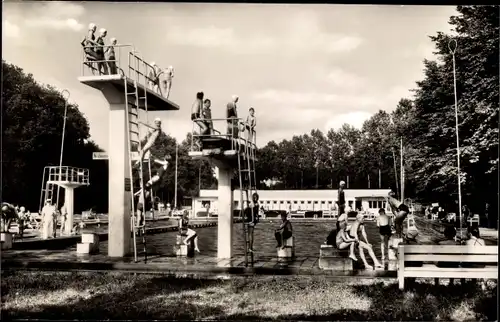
[129,111,138,116]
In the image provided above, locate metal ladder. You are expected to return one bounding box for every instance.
[125,51,154,263]
[39,173,56,213]
[237,131,257,267]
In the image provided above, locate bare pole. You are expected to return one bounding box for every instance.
[400,137,404,202]
[174,144,178,209]
[449,39,463,239]
[57,89,70,208]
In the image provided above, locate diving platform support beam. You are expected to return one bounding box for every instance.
[217,164,234,260]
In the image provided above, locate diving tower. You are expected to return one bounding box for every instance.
[40,166,90,235]
[188,119,257,261]
[78,43,179,258]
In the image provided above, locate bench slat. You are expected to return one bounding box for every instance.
[404,265,498,279]
[404,254,498,262]
[402,245,498,254]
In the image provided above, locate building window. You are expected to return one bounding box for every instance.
[286,201,291,204]
[368,201,373,209]
[301,201,305,204]
[328,201,333,204]
[321,201,326,204]
[307,201,311,204]
[273,201,277,204]
[314,201,318,204]
[280,201,284,204]
[266,201,270,204]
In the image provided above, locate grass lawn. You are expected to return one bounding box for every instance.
[1,271,497,321]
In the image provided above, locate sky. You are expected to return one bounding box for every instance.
[2,2,457,151]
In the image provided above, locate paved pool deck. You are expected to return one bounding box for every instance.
[2,216,496,279]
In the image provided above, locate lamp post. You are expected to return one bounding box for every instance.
[449,38,463,239]
[174,144,178,209]
[56,90,70,207]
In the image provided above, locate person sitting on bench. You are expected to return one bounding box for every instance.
[386,191,410,239]
[275,212,292,249]
[466,226,485,246]
[179,210,200,253]
[349,213,383,269]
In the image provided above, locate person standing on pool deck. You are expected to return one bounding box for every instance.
[244,192,260,253]
[337,180,346,217]
[376,208,392,260]
[386,191,410,239]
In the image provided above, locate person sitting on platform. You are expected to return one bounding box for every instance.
[134,117,163,168]
[162,66,174,99]
[95,28,108,75]
[349,213,383,269]
[81,23,99,73]
[179,210,200,252]
[202,99,213,135]
[227,95,239,139]
[386,191,410,239]
[105,37,118,75]
[275,212,292,249]
[376,208,392,260]
[191,92,209,143]
[244,192,260,253]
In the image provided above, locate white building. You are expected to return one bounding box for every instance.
[192,189,391,217]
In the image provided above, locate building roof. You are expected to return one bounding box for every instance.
[198,189,391,200]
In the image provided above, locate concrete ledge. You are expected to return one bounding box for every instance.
[2,259,397,278]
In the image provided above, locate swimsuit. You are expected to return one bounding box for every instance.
[379,225,392,236]
[191,113,200,121]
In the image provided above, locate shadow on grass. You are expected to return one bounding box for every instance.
[2,272,497,321]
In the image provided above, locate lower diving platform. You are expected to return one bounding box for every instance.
[188,135,257,166]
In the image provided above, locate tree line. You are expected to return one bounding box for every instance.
[2,6,497,217]
[255,6,499,216]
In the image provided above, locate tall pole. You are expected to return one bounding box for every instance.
[449,39,463,238]
[57,90,70,208]
[316,163,319,189]
[368,174,370,189]
[174,144,178,209]
[347,175,349,189]
[378,169,381,189]
[400,137,404,202]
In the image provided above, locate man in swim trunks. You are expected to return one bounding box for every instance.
[148,62,162,94]
[336,180,346,216]
[191,92,209,145]
[349,213,383,269]
[244,192,260,253]
[227,95,239,138]
[335,225,358,261]
[386,191,410,238]
[202,99,213,135]
[162,66,174,99]
[376,208,392,260]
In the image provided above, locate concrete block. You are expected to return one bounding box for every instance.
[318,257,353,270]
[82,233,99,245]
[1,233,13,250]
[320,244,349,258]
[284,237,294,247]
[77,242,99,255]
[277,247,293,258]
[174,243,194,257]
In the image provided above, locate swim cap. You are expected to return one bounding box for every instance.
[88,23,96,30]
[99,28,107,34]
[340,180,346,185]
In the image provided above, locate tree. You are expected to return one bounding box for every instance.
[1,61,108,212]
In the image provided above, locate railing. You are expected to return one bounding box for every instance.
[81,44,158,92]
[46,166,90,185]
[190,117,257,153]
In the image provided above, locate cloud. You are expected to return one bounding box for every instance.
[23,2,85,32]
[324,111,373,131]
[3,20,20,38]
[166,26,274,53]
[327,68,366,88]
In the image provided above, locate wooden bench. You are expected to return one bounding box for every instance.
[397,245,498,290]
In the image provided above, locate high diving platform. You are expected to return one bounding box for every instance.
[78,74,179,111]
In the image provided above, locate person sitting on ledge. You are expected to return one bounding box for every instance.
[179,210,200,253]
[386,191,410,239]
[275,212,292,249]
[335,225,358,261]
[244,192,260,253]
[349,213,383,269]
[466,226,485,246]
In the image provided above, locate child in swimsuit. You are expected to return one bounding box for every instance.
[376,208,392,260]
